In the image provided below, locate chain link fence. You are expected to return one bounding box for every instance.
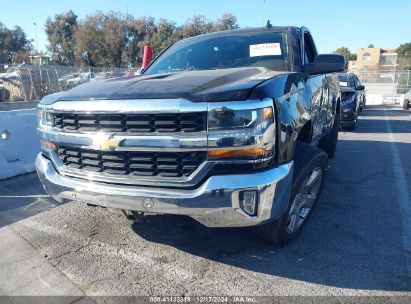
[1,63,411,105]
[356,70,411,105]
[0,64,138,102]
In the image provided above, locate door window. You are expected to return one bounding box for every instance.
[303,33,316,64]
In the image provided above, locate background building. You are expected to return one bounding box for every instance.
[28,54,51,66]
[348,48,397,73]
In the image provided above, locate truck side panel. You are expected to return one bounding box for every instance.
[250,72,338,164]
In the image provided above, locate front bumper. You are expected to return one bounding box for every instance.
[36,153,293,227]
[341,110,357,124]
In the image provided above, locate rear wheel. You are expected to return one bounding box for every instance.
[259,143,328,245]
[343,121,356,131]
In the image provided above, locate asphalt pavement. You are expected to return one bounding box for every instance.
[0,105,410,299]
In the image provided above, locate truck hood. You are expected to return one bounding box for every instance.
[55,67,287,103]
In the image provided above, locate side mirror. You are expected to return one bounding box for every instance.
[356,85,365,90]
[303,54,346,75]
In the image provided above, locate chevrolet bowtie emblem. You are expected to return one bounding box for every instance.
[92,134,121,150]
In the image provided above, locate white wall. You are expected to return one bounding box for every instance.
[0,109,40,180]
[363,83,400,105]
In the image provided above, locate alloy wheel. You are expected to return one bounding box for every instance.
[286,167,323,234]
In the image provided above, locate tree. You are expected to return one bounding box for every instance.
[45,11,77,65]
[178,15,213,39]
[0,23,32,63]
[45,11,241,67]
[368,44,374,48]
[127,16,157,66]
[333,47,356,67]
[12,50,30,64]
[75,13,105,66]
[149,19,177,56]
[396,42,411,56]
[213,13,239,31]
[102,12,128,67]
[75,11,128,67]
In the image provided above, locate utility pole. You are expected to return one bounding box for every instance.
[33,22,39,54]
[262,0,266,26]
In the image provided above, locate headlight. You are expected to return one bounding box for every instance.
[207,101,275,161]
[37,107,53,128]
[208,106,273,131]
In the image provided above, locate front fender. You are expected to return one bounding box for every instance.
[250,73,311,164]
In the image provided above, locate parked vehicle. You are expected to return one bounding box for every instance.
[66,72,95,86]
[58,72,96,87]
[338,73,366,130]
[58,73,80,86]
[403,89,411,110]
[0,67,24,102]
[353,74,366,110]
[36,26,345,244]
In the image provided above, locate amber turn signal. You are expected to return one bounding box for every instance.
[41,139,57,151]
[208,147,270,159]
[263,106,273,120]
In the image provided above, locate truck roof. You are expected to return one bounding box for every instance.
[178,26,304,43]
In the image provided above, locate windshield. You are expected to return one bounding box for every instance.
[338,75,354,87]
[144,31,291,75]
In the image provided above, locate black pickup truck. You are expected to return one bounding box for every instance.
[36,26,345,244]
[338,73,366,130]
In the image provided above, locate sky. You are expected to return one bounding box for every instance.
[1,0,411,54]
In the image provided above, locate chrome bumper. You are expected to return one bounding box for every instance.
[36,153,293,227]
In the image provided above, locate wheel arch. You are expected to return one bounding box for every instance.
[296,120,312,143]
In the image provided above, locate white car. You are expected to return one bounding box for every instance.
[66,72,95,86]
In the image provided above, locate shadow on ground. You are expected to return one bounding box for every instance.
[2,106,410,293]
[360,105,411,117]
[342,119,411,133]
[133,116,411,292]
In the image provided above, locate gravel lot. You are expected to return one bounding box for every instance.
[0,105,410,300]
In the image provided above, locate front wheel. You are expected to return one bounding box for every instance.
[259,143,328,245]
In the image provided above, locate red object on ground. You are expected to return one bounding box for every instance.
[142,45,154,70]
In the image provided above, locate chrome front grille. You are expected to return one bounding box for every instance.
[53,112,207,133]
[57,145,206,178]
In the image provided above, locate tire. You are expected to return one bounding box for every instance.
[259,143,328,245]
[342,122,356,131]
[0,88,9,102]
[403,99,410,110]
[318,113,339,159]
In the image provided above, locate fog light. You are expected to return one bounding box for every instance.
[1,130,10,141]
[239,190,258,216]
